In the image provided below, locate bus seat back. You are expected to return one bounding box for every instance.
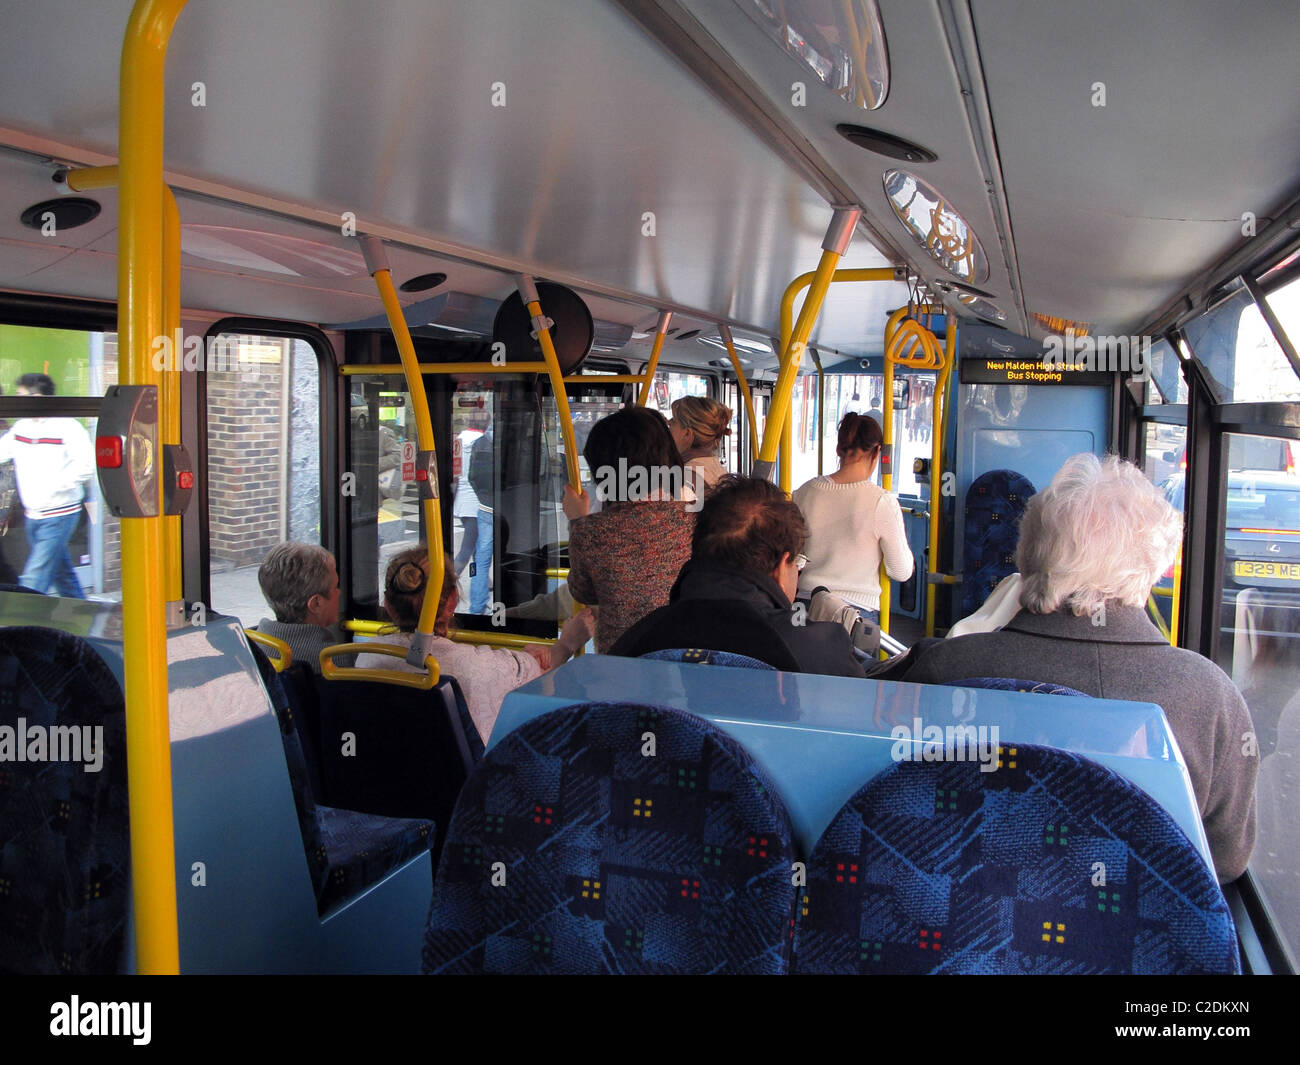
[791,742,1238,974]
[639,648,778,670]
[962,469,1036,615]
[946,676,1091,697]
[0,626,129,974]
[424,702,797,974]
[314,675,478,863]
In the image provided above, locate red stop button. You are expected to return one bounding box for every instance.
[177,470,195,490]
[96,436,123,468]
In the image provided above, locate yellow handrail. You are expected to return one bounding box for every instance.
[116,0,189,977]
[719,324,760,463]
[65,164,184,612]
[245,628,292,672]
[343,618,400,635]
[360,241,444,666]
[925,317,956,636]
[518,276,582,490]
[636,312,672,407]
[319,643,437,690]
[879,308,948,640]
[340,362,551,376]
[447,627,556,651]
[764,250,891,487]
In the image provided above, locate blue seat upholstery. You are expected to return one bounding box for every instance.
[791,742,1238,974]
[947,676,1091,697]
[247,640,435,917]
[424,702,797,973]
[962,469,1036,615]
[640,648,778,671]
[0,627,129,974]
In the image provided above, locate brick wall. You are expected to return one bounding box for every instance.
[206,337,288,568]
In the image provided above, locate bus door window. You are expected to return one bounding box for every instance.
[206,334,322,626]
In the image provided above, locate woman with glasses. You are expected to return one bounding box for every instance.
[792,412,914,624]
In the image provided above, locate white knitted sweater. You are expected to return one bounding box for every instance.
[791,476,914,610]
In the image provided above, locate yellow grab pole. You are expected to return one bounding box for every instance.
[719,324,759,463]
[1170,543,1183,647]
[359,237,443,670]
[161,185,182,608]
[780,404,793,493]
[925,316,956,636]
[879,325,896,636]
[636,311,672,407]
[518,276,582,490]
[65,166,184,610]
[758,208,863,482]
[117,0,189,976]
[812,346,825,476]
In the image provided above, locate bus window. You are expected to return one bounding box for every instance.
[0,324,120,599]
[1217,432,1300,960]
[345,374,420,617]
[642,371,709,417]
[1264,273,1300,354]
[1182,280,1300,403]
[206,334,321,625]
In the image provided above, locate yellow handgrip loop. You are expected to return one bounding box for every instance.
[245,629,292,672]
[320,643,439,689]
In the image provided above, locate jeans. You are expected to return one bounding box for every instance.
[22,509,85,598]
[471,506,493,614]
[453,515,478,574]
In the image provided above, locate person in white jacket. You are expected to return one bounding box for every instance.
[0,374,93,597]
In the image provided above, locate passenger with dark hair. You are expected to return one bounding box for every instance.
[562,407,696,653]
[792,411,913,622]
[0,373,95,597]
[610,476,867,677]
[254,541,344,672]
[355,546,592,743]
[903,454,1257,882]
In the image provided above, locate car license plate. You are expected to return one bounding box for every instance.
[1234,560,1300,580]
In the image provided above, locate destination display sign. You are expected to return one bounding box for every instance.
[959,357,1112,385]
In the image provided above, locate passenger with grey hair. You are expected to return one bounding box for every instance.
[904,453,1257,882]
[254,541,344,673]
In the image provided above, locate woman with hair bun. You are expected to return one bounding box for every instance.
[355,545,592,744]
[791,411,914,622]
[668,396,733,497]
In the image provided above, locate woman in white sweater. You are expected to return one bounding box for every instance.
[792,412,914,621]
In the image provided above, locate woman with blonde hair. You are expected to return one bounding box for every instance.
[355,546,592,744]
[668,396,732,497]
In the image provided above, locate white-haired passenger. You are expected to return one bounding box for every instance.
[255,541,343,673]
[904,453,1257,882]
